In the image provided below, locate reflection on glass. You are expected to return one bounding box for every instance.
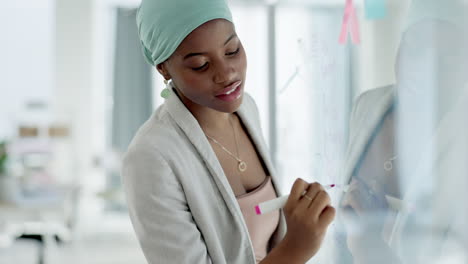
[339,1,468,263]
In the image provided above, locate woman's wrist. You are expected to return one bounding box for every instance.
[259,239,307,264]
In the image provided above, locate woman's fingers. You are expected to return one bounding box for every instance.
[287,179,336,227]
[282,179,336,262]
[307,190,331,220]
[299,182,324,211]
[319,206,336,228]
[285,178,309,214]
[288,178,309,202]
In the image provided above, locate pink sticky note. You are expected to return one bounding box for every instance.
[339,0,360,45]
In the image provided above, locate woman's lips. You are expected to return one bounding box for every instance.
[215,80,242,96]
[215,81,243,102]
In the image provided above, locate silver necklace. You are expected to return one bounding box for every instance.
[205,116,247,172]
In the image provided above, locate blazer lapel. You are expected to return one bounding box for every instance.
[163,86,286,240]
[236,106,282,196]
[163,87,240,207]
[163,86,284,226]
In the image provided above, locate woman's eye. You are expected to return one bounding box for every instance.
[226,48,240,56]
[192,62,208,71]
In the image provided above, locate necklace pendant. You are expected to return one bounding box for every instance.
[238,161,247,172]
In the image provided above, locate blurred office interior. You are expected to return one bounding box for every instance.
[1,0,467,263]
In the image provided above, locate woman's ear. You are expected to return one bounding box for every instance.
[156,63,171,81]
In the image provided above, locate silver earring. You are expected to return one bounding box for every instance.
[160,79,170,99]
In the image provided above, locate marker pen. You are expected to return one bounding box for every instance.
[255,184,349,215]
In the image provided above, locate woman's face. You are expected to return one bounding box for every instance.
[159,19,247,113]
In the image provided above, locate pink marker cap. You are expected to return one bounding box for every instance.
[255,205,261,215]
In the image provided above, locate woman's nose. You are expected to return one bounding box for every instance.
[213,62,235,84]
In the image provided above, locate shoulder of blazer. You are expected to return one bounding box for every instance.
[126,107,186,160]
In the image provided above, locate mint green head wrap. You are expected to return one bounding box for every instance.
[137,0,233,66]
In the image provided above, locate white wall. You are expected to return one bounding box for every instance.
[54,0,96,187]
[0,0,55,139]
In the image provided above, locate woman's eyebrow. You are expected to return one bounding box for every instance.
[224,33,237,45]
[183,52,205,60]
[183,33,238,60]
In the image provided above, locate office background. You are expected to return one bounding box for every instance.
[1,0,467,263]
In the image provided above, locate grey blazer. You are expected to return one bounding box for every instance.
[122,86,287,264]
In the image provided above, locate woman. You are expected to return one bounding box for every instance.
[121,0,335,263]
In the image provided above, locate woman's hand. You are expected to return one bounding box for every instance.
[281,178,336,263]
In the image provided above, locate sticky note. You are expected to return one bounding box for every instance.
[339,0,360,45]
[365,0,387,19]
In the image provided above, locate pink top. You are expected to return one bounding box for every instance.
[236,176,280,263]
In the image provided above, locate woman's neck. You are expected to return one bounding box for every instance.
[173,87,236,135]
